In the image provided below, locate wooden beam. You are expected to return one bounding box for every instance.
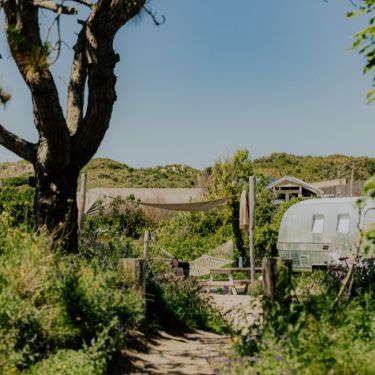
[249,176,256,284]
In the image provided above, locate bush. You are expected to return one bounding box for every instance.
[0,186,35,228]
[3,176,30,187]
[0,214,144,374]
[146,263,229,333]
[28,323,116,375]
[226,269,375,375]
[152,208,232,261]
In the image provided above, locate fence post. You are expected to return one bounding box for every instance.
[262,257,292,303]
[77,173,87,234]
[350,163,354,197]
[118,258,145,293]
[143,230,150,259]
[249,176,256,283]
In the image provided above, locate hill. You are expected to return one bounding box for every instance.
[252,153,375,182]
[0,158,199,188]
[1,153,374,188]
[81,158,199,188]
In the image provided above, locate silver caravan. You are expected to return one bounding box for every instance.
[277,197,375,271]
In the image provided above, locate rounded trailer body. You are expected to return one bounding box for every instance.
[277,197,375,271]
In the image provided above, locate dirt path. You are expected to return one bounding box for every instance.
[113,329,231,375]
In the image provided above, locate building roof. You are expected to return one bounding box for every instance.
[267,176,324,196]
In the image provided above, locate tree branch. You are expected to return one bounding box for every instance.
[66,25,87,135]
[66,0,93,8]
[142,5,165,26]
[72,0,146,168]
[33,0,77,15]
[0,124,36,162]
[3,0,70,170]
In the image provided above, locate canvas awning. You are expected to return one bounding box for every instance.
[137,197,229,212]
[77,188,230,216]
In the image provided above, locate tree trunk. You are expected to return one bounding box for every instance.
[1,0,147,253]
[34,162,79,252]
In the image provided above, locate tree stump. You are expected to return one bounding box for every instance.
[262,257,292,304]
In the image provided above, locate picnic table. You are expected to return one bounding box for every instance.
[200,267,262,295]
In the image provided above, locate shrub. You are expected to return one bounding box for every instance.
[152,208,232,261]
[146,264,229,333]
[0,214,144,374]
[0,186,35,228]
[28,323,116,375]
[227,269,375,375]
[3,176,30,187]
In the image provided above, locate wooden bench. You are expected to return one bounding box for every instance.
[200,267,261,295]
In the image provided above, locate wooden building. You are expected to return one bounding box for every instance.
[267,176,324,201]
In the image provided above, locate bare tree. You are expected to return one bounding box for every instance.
[0,0,158,251]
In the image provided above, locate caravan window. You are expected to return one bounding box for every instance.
[312,215,324,234]
[337,214,350,233]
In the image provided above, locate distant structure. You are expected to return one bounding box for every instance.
[267,176,324,201]
[310,179,364,197]
[268,176,365,201]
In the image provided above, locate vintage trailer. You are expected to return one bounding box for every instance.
[277,197,375,271]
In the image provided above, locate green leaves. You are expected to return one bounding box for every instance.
[349,1,375,102]
[364,175,375,197]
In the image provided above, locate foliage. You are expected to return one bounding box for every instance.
[151,207,232,261]
[201,149,253,261]
[146,263,229,333]
[254,187,301,263]
[1,152,373,190]
[79,198,150,264]
[203,149,253,198]
[7,24,51,84]
[3,176,30,187]
[226,215,375,375]
[28,324,115,375]
[0,215,144,374]
[151,154,294,265]
[225,269,375,375]
[81,158,199,189]
[0,186,36,229]
[253,152,375,181]
[348,1,375,102]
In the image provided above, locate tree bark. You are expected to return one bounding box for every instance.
[34,161,80,252]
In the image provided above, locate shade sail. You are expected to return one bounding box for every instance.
[137,197,229,212]
[77,188,230,216]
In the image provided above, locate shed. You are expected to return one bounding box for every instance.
[267,176,324,201]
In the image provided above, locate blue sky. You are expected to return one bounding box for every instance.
[0,0,374,168]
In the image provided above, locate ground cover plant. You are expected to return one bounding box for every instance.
[0,213,144,374]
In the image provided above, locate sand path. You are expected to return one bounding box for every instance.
[113,329,231,375]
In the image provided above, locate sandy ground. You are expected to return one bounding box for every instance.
[113,329,231,375]
[208,294,253,311]
[112,295,260,374]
